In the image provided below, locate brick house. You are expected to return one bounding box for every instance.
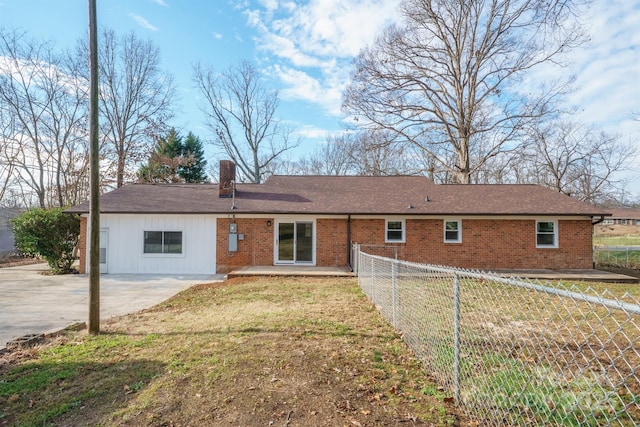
[66,161,609,274]
[600,208,640,226]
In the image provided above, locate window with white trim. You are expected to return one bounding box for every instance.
[536,221,557,248]
[385,220,405,243]
[444,220,461,243]
[144,231,183,254]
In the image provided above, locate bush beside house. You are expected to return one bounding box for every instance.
[11,208,80,274]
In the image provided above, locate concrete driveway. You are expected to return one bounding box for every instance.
[0,263,223,348]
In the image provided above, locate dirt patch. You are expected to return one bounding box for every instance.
[595,224,640,236]
[0,277,466,426]
[601,266,640,280]
[0,255,45,269]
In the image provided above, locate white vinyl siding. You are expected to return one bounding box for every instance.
[88,214,216,274]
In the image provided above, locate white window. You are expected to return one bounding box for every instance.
[536,221,557,248]
[444,220,461,243]
[385,219,405,243]
[602,219,614,225]
[144,231,183,254]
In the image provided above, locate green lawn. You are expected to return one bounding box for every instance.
[594,235,640,247]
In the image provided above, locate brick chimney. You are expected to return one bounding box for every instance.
[219,160,236,198]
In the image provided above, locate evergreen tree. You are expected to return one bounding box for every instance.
[137,129,208,183]
[138,128,184,183]
[179,132,207,183]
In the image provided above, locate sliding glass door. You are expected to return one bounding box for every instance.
[276,221,314,264]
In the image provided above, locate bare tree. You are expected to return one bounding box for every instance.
[97,29,175,188]
[0,106,17,204]
[525,120,636,204]
[0,29,90,208]
[0,29,53,207]
[298,135,354,175]
[42,47,90,207]
[297,129,418,176]
[261,156,306,176]
[349,130,417,176]
[194,60,297,183]
[343,0,587,184]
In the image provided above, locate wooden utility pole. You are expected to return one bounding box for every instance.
[88,0,100,333]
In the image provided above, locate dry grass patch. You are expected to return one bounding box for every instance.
[1,277,463,426]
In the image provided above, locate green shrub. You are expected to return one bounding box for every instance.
[11,208,80,274]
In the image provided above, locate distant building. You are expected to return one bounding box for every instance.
[0,207,23,255]
[600,208,640,226]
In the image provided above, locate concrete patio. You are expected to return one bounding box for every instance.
[227,265,637,283]
[227,265,354,278]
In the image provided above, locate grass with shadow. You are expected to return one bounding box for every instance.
[0,277,462,426]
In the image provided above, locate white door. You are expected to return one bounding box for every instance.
[99,228,108,273]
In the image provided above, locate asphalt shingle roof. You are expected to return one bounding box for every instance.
[65,175,608,217]
[606,208,640,220]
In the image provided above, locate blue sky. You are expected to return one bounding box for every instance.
[0,0,638,197]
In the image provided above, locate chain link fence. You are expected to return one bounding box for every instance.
[595,246,640,269]
[354,245,640,426]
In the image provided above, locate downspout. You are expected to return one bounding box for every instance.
[346,214,352,271]
[591,215,606,269]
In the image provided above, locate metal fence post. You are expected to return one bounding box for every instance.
[354,244,359,275]
[392,259,397,328]
[356,249,640,425]
[453,273,461,404]
[626,248,629,268]
[371,256,375,301]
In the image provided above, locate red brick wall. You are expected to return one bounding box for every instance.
[216,217,274,273]
[351,218,593,269]
[316,218,349,266]
[83,215,593,274]
[216,218,350,272]
[78,216,87,274]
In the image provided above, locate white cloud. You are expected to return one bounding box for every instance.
[262,0,399,58]
[244,0,400,117]
[274,65,322,99]
[258,0,278,12]
[151,0,168,7]
[129,13,158,31]
[212,32,223,40]
[0,55,87,96]
[245,0,638,164]
[528,0,640,196]
[565,0,640,137]
[293,124,331,140]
